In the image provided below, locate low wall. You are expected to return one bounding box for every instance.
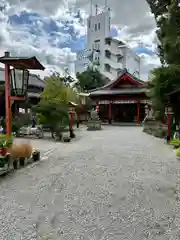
[143,117,167,138]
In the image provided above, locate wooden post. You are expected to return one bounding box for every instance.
[5,61,11,137]
[166,106,173,141]
[108,102,112,124]
[137,101,140,124]
[69,113,73,131]
[69,107,73,131]
[167,114,172,139]
[95,102,99,113]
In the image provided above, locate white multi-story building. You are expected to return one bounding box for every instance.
[75,49,90,74]
[75,6,141,81]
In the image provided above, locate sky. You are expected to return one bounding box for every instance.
[0,0,161,80]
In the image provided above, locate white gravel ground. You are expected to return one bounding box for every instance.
[0,126,180,240]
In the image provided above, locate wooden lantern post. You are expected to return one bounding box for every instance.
[68,107,74,132]
[0,51,45,137]
[165,105,173,142]
[68,101,77,138]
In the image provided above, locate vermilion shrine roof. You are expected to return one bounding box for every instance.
[89,68,147,96]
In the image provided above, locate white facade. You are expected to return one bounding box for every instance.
[75,49,90,74]
[75,8,141,81]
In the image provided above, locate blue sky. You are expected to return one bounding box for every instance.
[0,0,160,79]
[9,11,155,55]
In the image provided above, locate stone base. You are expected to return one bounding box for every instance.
[142,117,167,138]
[87,120,102,131]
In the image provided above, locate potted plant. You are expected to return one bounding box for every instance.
[176,148,180,160]
[63,135,71,142]
[32,149,40,161]
[0,134,13,169]
[54,125,65,141]
[62,127,71,142]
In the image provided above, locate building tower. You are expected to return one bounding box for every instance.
[75,0,141,80]
[87,3,111,54]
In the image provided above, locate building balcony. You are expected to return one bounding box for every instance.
[104,45,124,57]
[100,70,115,81]
[104,57,123,70]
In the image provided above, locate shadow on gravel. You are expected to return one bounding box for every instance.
[16,130,84,142]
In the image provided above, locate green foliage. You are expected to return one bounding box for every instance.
[147,0,180,119]
[12,113,31,133]
[147,0,170,19]
[44,72,75,87]
[0,134,13,148]
[35,101,69,130]
[176,147,180,156]
[34,74,78,133]
[147,0,180,65]
[75,67,105,92]
[170,139,180,147]
[148,65,180,101]
[42,74,77,104]
[147,0,172,64]
[148,65,180,119]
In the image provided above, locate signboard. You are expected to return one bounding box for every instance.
[113,100,137,104]
[93,100,139,104]
[99,100,111,104]
[141,100,151,104]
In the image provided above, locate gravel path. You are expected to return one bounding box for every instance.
[0,126,180,239]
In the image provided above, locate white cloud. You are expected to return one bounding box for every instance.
[0,0,160,80]
[139,53,161,80]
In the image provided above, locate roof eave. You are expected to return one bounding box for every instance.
[89,89,147,96]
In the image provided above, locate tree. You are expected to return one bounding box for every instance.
[146,0,180,120]
[75,67,106,92]
[148,65,180,119]
[44,71,75,88]
[34,73,78,137]
[147,0,180,65]
[42,74,77,104]
[146,0,170,19]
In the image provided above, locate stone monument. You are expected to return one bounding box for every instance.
[87,110,102,131]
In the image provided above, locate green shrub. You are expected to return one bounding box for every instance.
[176,148,180,157]
[170,139,180,147]
[12,113,32,133]
[0,134,13,148]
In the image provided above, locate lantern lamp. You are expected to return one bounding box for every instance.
[165,105,173,115]
[10,68,29,97]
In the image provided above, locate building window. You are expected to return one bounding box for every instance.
[117,71,121,77]
[109,17,110,30]
[117,55,123,62]
[97,57,100,65]
[104,64,111,72]
[105,38,111,45]
[94,40,100,51]
[95,24,97,31]
[105,50,111,58]
[88,19,91,28]
[98,22,100,30]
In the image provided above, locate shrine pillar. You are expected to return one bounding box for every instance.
[108,102,112,124]
[95,101,99,113]
[137,101,140,124]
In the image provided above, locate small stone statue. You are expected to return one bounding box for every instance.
[90,110,99,120]
[145,104,153,118]
[87,109,101,131]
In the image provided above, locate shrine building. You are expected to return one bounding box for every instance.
[89,69,148,124]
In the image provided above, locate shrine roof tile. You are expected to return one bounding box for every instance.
[89,88,147,96]
[90,68,145,93]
